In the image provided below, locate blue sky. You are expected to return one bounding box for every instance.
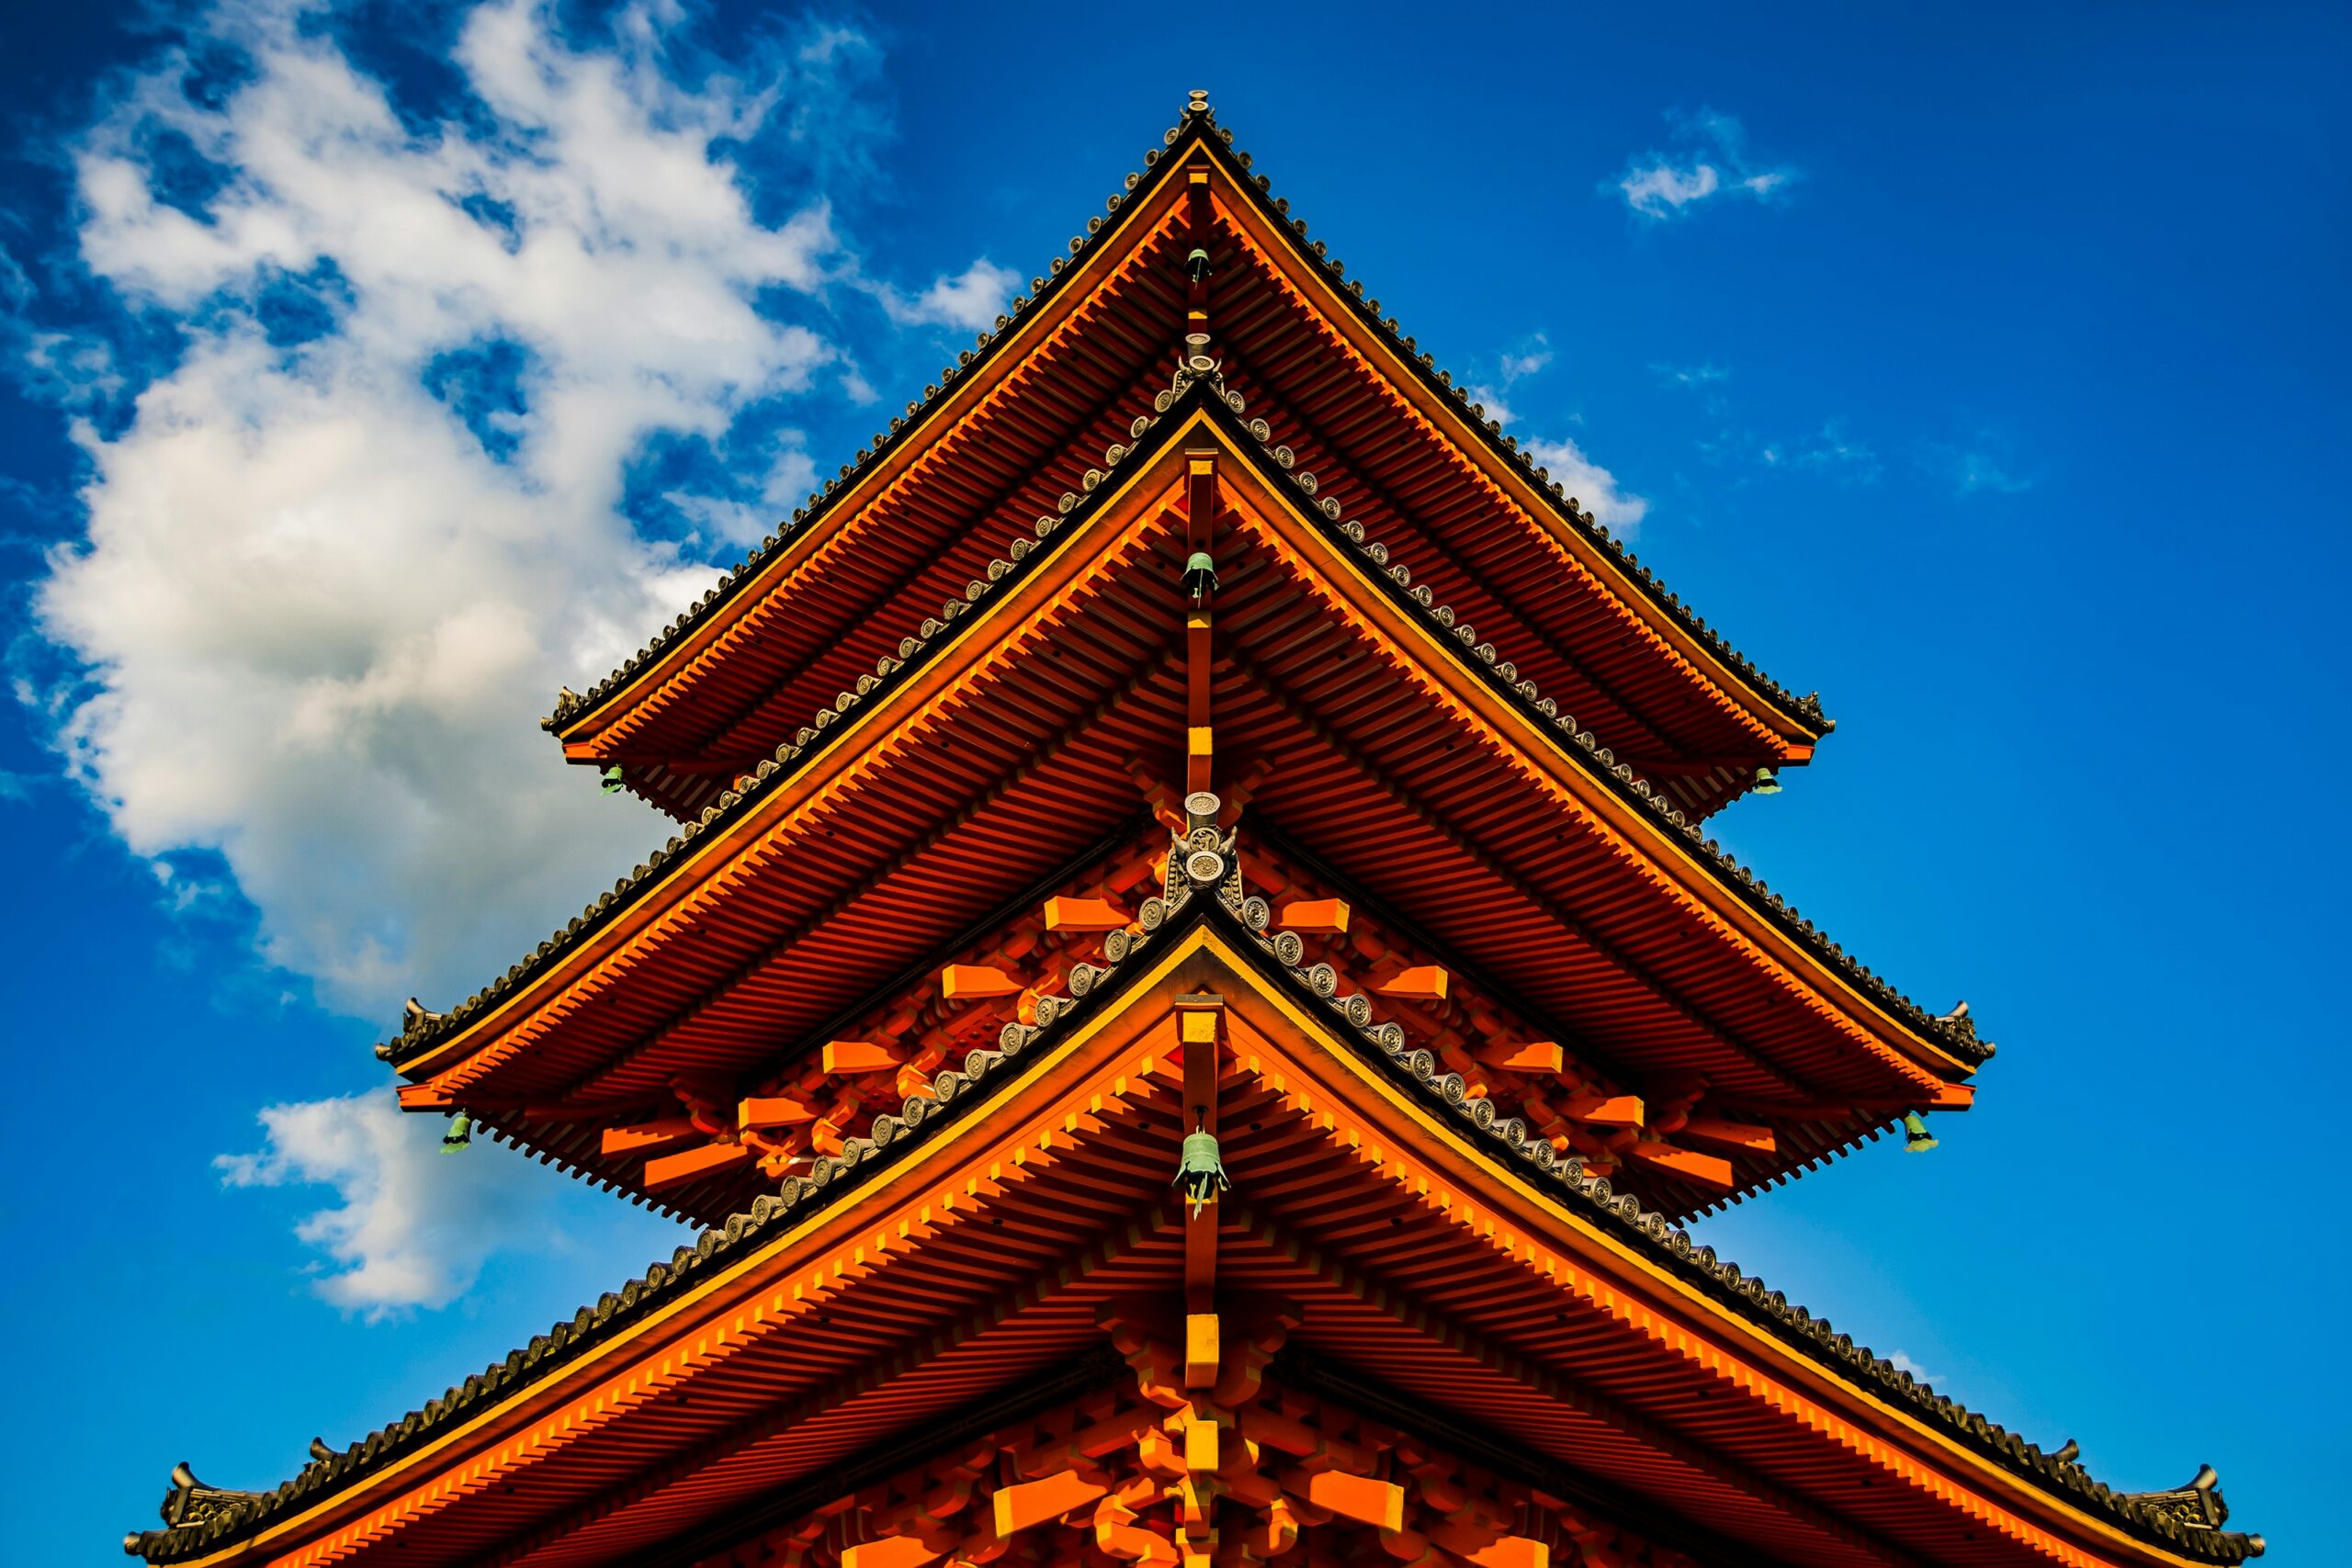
[2,1,2343,1559]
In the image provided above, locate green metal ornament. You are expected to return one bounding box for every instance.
[1175,1122,1228,1219]
[1901,1111,1937,1154]
[1182,551,1219,604]
[440,1111,472,1154]
[600,765,627,795]
[1752,766,1782,795]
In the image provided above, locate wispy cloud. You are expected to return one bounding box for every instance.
[1613,109,1797,220]
[217,1093,639,1317]
[1883,1350,1940,1388]
[1779,421,1883,485]
[1655,362,1878,486]
[868,257,1021,333]
[1498,334,1554,384]
[1523,434,1649,536]
[1927,433,2036,497]
[1463,335,1647,537]
[1653,361,1730,388]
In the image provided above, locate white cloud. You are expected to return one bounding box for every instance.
[217,1093,588,1317]
[1883,1349,1940,1388]
[1939,444,2035,496]
[1523,435,1649,537]
[870,256,1020,333]
[27,0,955,1017]
[1463,341,1647,539]
[1499,334,1553,384]
[1793,420,1881,484]
[16,0,999,1312]
[1465,384,1516,428]
[1614,109,1797,220]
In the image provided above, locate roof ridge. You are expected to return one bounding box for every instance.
[545,99,1827,744]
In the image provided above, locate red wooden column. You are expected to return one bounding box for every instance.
[1185,447,1217,796]
[1173,990,1223,1389]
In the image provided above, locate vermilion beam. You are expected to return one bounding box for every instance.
[642,1140,752,1190]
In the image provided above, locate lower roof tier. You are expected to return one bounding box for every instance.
[405,814,1958,1221]
[132,904,2255,1567]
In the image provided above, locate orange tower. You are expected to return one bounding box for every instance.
[126,95,2262,1568]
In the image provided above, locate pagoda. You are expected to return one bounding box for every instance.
[125,95,2263,1568]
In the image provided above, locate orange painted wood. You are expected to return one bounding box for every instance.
[941,964,1021,999]
[738,1095,820,1130]
[1279,897,1351,933]
[1180,997,1222,1307]
[1185,1313,1220,1389]
[1565,1092,1645,1128]
[1464,1537,1548,1568]
[1042,896,1129,931]
[600,1118,700,1156]
[821,1040,903,1075]
[842,1540,943,1568]
[642,1139,752,1190]
[1475,1041,1564,1074]
[1679,1116,1778,1156]
[1374,964,1450,1000]
[1183,1411,1220,1472]
[992,1469,1107,1536]
[1630,1141,1735,1190]
[1295,1471,1403,1531]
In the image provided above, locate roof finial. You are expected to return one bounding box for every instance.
[1186,89,1210,118]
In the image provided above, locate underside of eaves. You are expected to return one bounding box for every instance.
[547,100,1827,825]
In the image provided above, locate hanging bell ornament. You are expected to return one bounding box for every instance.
[440,1111,472,1154]
[600,765,627,795]
[1174,1116,1228,1219]
[1185,247,1213,283]
[1182,551,1219,604]
[1752,766,1782,795]
[1901,1111,1937,1153]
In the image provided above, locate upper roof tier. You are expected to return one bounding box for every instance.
[547,101,1828,823]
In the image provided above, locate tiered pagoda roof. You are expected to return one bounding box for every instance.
[126,95,2259,1568]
